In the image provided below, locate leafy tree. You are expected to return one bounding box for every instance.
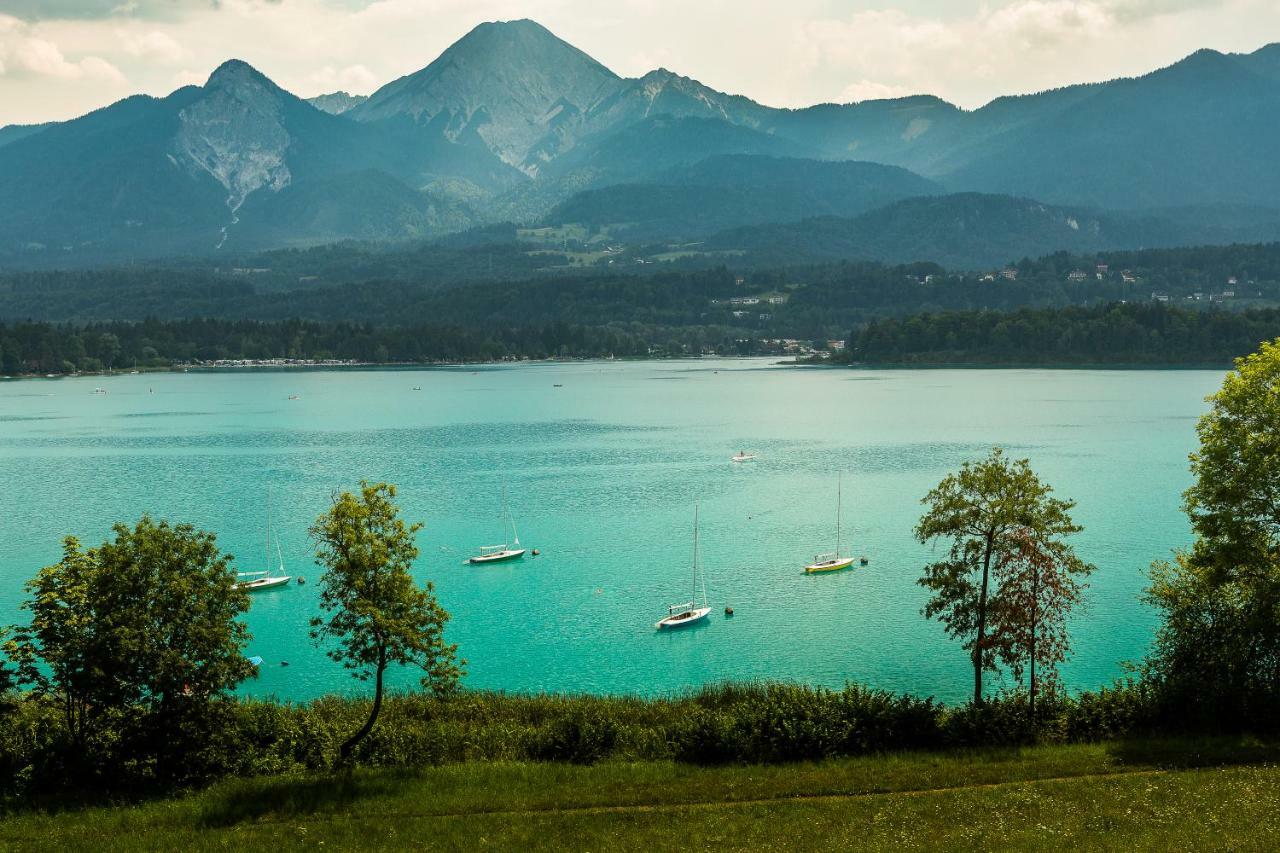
[310,482,462,761]
[0,627,15,699]
[5,538,102,746]
[915,448,1083,704]
[1146,337,1280,723]
[992,529,1094,722]
[92,517,256,717]
[6,520,254,763]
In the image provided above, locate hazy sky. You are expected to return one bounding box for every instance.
[1,0,1277,126]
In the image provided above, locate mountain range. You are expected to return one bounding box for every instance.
[2,18,1279,267]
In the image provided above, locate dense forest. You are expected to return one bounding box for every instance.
[851,303,1280,365]
[0,317,774,375]
[3,242,1280,374]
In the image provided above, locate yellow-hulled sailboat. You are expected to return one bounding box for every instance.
[805,473,857,574]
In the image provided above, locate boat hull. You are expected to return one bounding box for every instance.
[655,606,712,629]
[804,557,856,574]
[468,548,527,564]
[238,575,292,591]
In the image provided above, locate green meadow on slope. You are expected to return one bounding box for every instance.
[5,738,1280,851]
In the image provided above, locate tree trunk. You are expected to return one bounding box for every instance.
[340,646,386,762]
[1029,581,1039,727]
[974,533,994,705]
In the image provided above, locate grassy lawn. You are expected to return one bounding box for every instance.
[5,738,1280,851]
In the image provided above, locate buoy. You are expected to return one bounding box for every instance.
[297,576,306,585]
[724,606,734,616]
[532,548,541,556]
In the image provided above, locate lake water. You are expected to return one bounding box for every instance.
[0,360,1223,704]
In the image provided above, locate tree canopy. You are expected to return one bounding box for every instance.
[1146,337,1280,724]
[916,448,1086,704]
[310,482,462,761]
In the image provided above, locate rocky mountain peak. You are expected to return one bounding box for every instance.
[351,19,623,171]
[175,59,295,242]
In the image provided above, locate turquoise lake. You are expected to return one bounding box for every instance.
[0,360,1224,703]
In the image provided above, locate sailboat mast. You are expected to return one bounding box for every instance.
[502,480,519,546]
[836,473,842,557]
[692,501,700,601]
[265,486,272,573]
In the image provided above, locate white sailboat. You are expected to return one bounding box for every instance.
[237,490,292,591]
[468,482,526,564]
[657,502,712,629]
[805,473,857,574]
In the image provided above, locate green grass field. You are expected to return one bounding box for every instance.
[5,738,1280,851]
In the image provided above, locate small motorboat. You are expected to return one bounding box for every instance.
[731,451,758,463]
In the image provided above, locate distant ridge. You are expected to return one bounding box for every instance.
[1,21,1278,264]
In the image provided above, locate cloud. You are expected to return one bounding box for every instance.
[1,0,287,22]
[795,0,1264,107]
[837,79,916,104]
[0,0,1274,126]
[304,62,378,95]
[0,15,126,81]
[119,29,185,61]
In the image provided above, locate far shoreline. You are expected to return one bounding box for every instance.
[0,354,1235,382]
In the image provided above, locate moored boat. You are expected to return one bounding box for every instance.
[468,482,526,564]
[804,473,859,574]
[237,489,292,591]
[657,502,712,629]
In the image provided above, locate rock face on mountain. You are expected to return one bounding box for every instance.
[351,19,622,176]
[307,91,369,115]
[174,61,295,229]
[1,18,1279,265]
[0,60,471,261]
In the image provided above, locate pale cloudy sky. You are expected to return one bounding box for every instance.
[1,0,1277,126]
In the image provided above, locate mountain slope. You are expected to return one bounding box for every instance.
[547,155,941,239]
[705,193,1280,269]
[0,61,473,263]
[943,49,1280,208]
[3,21,1280,264]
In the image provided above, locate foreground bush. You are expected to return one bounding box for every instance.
[0,678,1175,802]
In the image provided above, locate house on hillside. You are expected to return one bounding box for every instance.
[1121,270,1137,283]
[1067,270,1088,282]
[1000,268,1018,281]
[1151,291,1170,302]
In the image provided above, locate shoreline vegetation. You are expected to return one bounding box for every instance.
[4,300,1280,381]
[1,338,1278,847]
